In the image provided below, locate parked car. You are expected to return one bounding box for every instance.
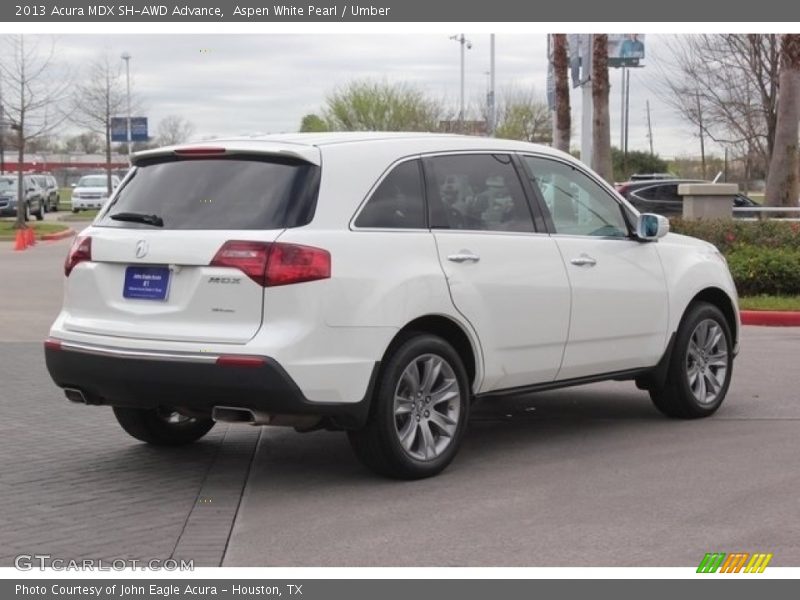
[71,174,121,212]
[32,173,60,212]
[0,174,46,220]
[621,179,756,219]
[629,173,678,181]
[45,133,740,479]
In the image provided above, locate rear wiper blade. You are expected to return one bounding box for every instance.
[110,212,164,227]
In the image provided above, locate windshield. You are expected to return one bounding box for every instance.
[77,176,108,187]
[0,178,18,192]
[97,155,320,230]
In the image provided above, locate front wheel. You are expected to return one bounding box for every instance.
[650,302,734,418]
[348,333,470,479]
[33,201,44,221]
[113,406,215,446]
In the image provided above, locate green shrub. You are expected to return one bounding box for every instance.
[726,246,800,296]
[670,219,800,254]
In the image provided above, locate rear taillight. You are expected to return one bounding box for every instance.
[210,241,330,287]
[210,241,271,285]
[265,243,331,287]
[64,236,92,277]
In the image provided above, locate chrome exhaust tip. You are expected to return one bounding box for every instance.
[212,406,257,423]
[64,388,87,404]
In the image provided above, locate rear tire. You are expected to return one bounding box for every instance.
[113,406,215,446]
[348,333,470,479]
[649,302,733,419]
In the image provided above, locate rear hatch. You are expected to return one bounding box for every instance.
[61,146,321,344]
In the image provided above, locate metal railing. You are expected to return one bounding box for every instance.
[732,206,800,220]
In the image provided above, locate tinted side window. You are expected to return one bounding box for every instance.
[522,156,629,238]
[425,154,534,232]
[354,160,425,229]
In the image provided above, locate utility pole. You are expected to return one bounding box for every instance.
[0,70,5,174]
[121,52,132,158]
[620,67,631,175]
[488,33,496,136]
[450,34,472,132]
[624,68,630,160]
[646,99,654,155]
[696,90,706,179]
[580,34,593,166]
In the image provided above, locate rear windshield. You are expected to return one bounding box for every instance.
[97,155,320,230]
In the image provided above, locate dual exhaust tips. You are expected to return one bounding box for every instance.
[64,391,320,430]
[212,406,321,430]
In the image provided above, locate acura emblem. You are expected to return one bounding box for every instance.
[135,240,149,259]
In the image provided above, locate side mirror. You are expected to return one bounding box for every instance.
[71,183,77,188]
[636,213,669,241]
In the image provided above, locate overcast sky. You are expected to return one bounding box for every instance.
[39,33,712,159]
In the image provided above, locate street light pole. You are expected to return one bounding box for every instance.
[450,34,472,132]
[0,70,5,174]
[489,33,496,136]
[121,52,132,158]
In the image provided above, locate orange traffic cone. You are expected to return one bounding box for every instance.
[14,229,28,251]
[26,227,36,246]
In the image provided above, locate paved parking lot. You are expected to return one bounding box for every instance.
[1,232,798,568]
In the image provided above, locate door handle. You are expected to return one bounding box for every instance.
[570,254,597,267]
[447,252,480,263]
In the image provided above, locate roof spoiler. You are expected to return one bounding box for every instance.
[131,144,321,166]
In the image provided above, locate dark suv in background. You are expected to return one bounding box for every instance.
[0,174,46,220]
[32,174,60,212]
[616,179,757,218]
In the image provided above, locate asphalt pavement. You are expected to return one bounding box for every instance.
[1,230,798,568]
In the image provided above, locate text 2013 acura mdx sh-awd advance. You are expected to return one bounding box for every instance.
[45,133,739,479]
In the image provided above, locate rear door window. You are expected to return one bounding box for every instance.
[97,155,320,230]
[424,153,535,232]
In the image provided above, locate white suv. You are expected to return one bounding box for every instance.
[45,133,739,479]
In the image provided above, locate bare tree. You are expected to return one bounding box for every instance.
[68,54,126,194]
[493,86,552,144]
[0,35,69,228]
[765,35,800,207]
[659,35,780,182]
[552,34,571,153]
[591,35,613,183]
[156,115,196,146]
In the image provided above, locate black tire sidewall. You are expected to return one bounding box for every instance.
[373,334,470,477]
[670,302,733,416]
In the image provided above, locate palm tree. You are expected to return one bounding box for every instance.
[591,34,613,182]
[553,34,571,153]
[765,34,800,207]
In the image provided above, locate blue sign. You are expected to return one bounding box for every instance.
[111,117,149,142]
[123,266,170,301]
[111,117,127,142]
[130,117,148,142]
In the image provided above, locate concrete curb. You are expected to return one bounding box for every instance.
[741,310,800,327]
[40,228,76,241]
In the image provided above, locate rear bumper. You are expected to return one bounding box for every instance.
[44,339,375,430]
